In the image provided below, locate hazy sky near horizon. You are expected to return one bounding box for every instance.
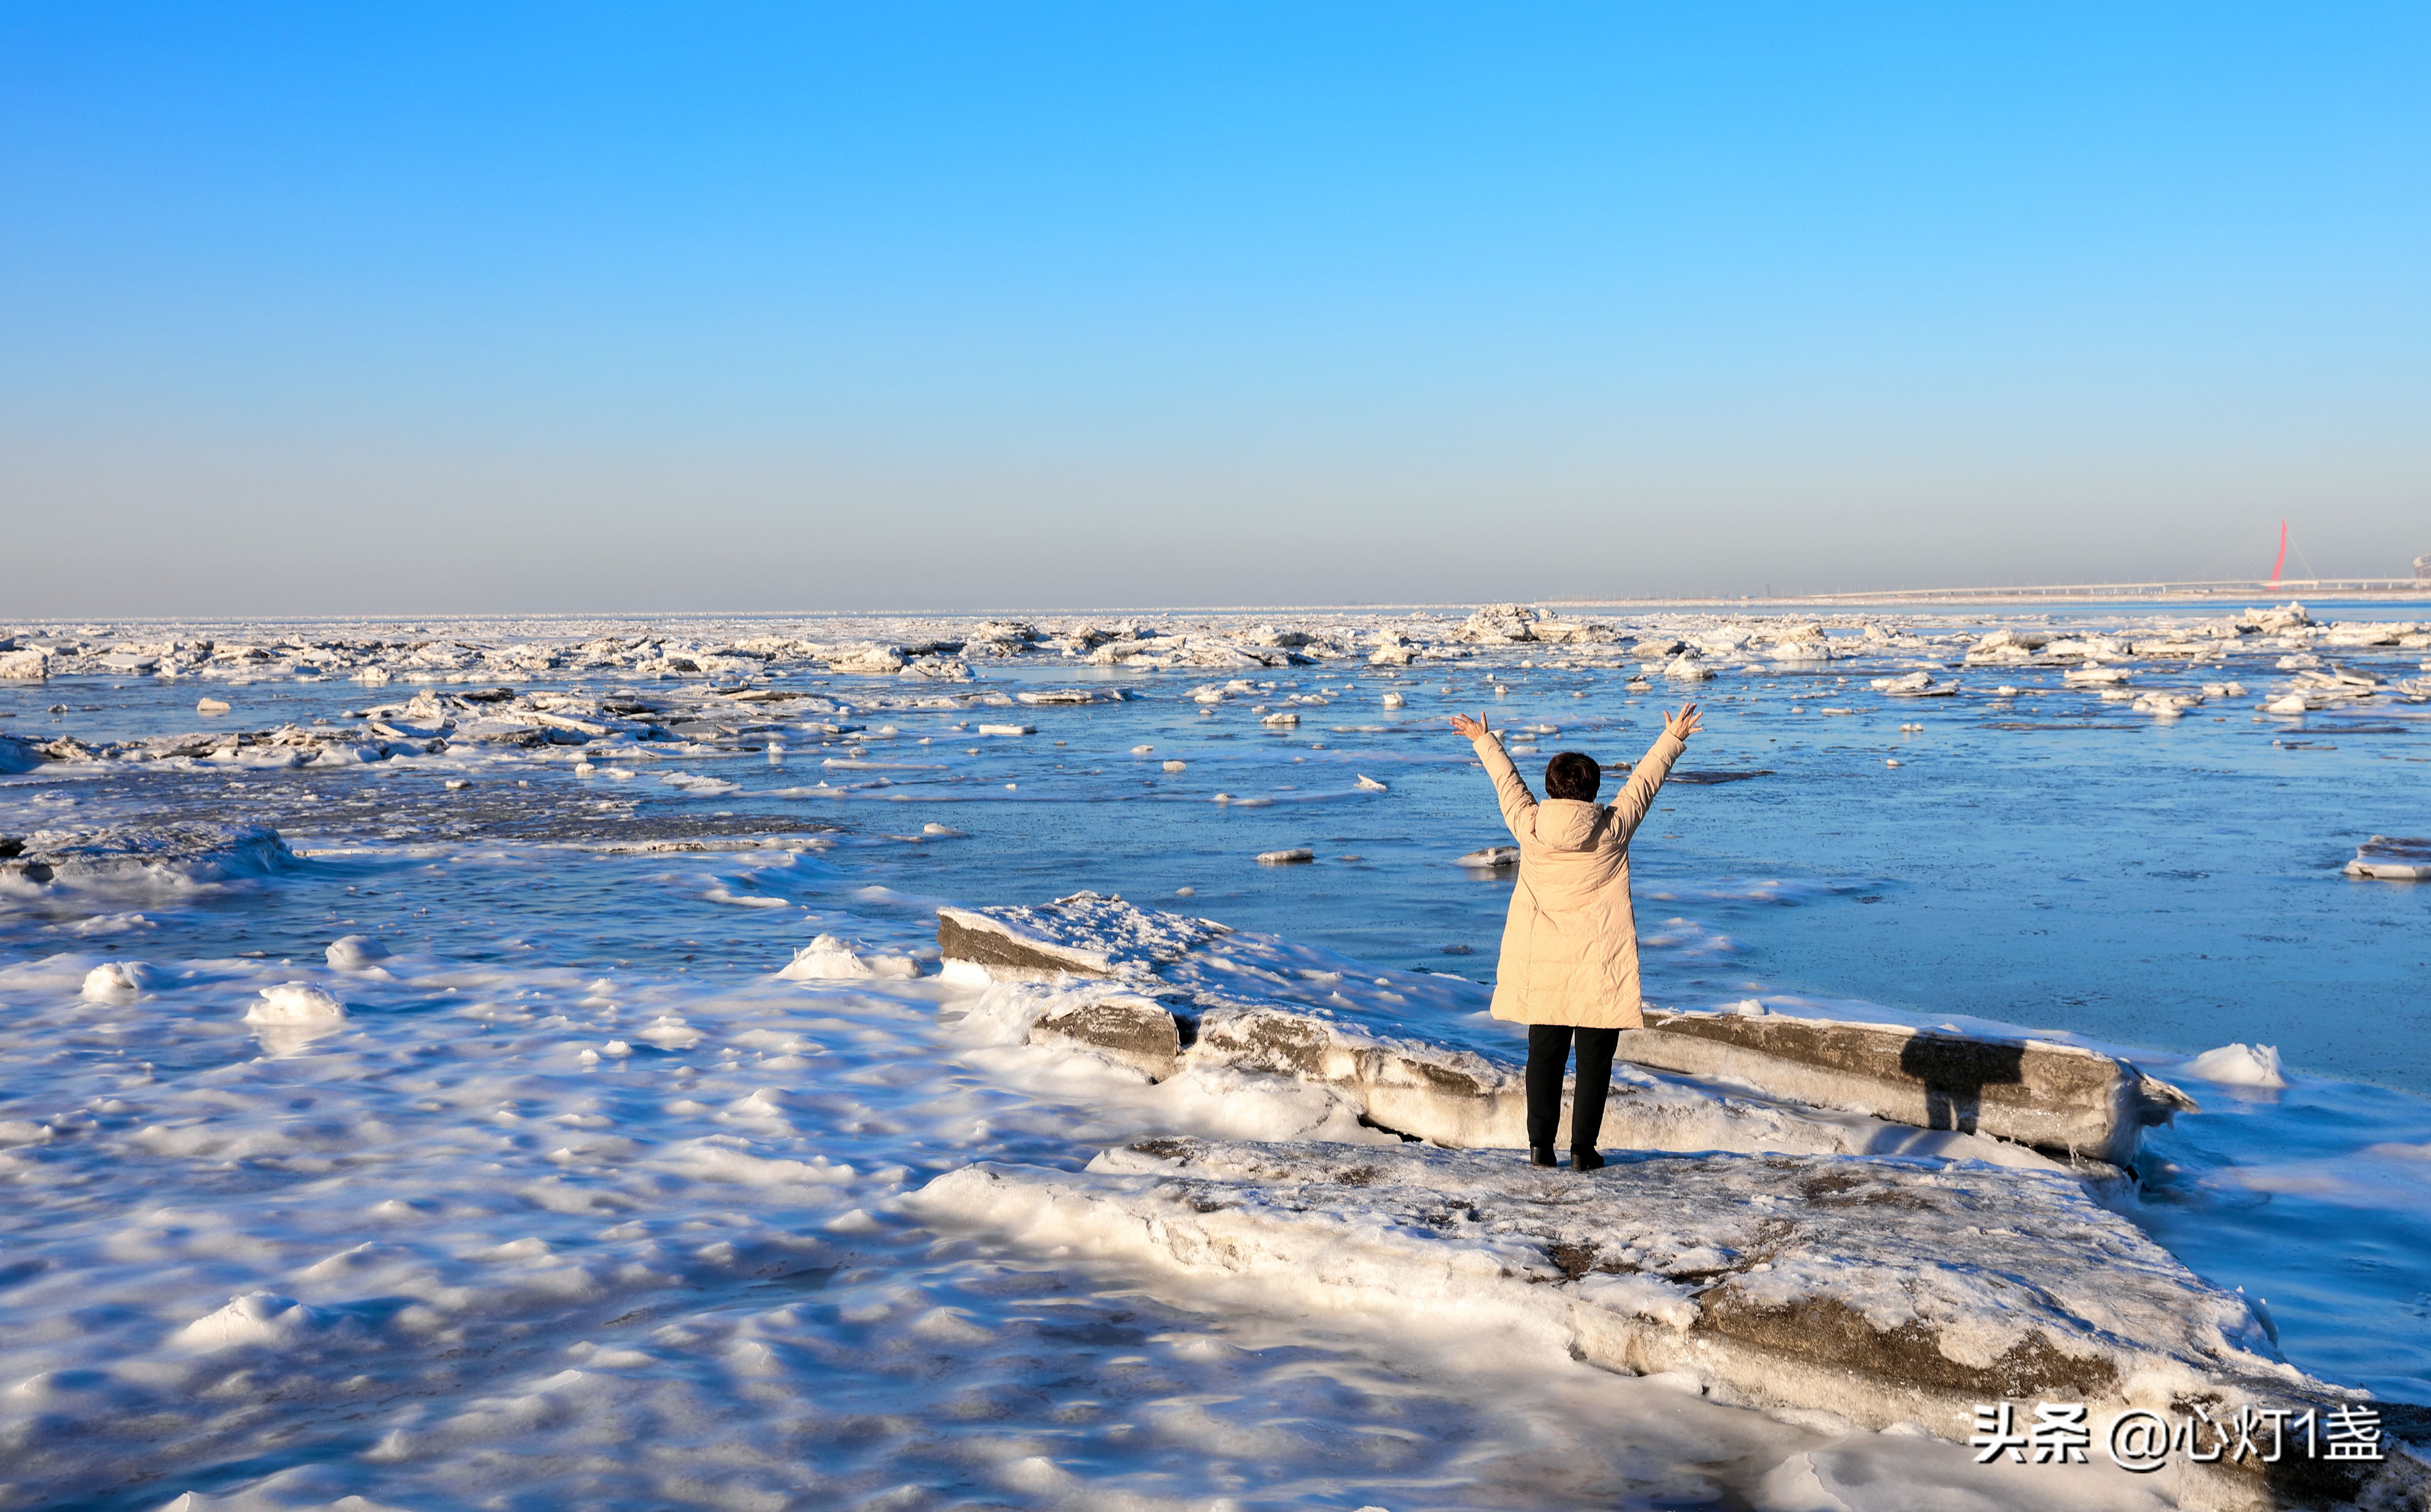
[5,4,2427,616]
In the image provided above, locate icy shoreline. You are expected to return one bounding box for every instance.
[3,601,2427,1509]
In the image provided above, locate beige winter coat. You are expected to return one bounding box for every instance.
[1474,727,1687,1028]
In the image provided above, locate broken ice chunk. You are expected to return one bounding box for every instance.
[246,982,345,1024]
[2181,1042,2288,1088]
[778,935,921,980]
[325,934,391,971]
[2344,835,2431,881]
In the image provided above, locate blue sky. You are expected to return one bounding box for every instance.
[4,3,2425,614]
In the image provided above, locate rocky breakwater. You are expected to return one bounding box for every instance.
[1616,1005,2197,1167]
[938,896,2133,1174]
[909,1138,2429,1512]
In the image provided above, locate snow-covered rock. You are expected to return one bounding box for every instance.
[909,1139,2422,1512]
[937,893,1231,981]
[1614,1009,2194,1165]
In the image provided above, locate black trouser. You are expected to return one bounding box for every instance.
[1527,1024,1621,1151]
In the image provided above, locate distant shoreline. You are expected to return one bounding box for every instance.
[1554,580,2431,609]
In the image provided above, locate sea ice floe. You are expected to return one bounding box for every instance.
[1456,845,1520,868]
[1869,671,1939,695]
[1255,848,1315,865]
[2344,835,2431,881]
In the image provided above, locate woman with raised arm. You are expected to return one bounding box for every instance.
[1448,703,1702,1171]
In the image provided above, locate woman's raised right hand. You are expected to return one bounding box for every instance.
[1448,712,1489,740]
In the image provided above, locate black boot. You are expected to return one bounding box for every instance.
[1529,1145,1557,1167]
[1571,1147,1605,1172]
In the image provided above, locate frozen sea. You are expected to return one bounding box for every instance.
[1,602,2425,1510]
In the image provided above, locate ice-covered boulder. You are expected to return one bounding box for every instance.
[909,1140,2427,1511]
[1027,992,1186,1080]
[1613,1009,2194,1164]
[986,979,2086,1168]
[941,897,2129,1169]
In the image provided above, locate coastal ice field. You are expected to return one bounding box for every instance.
[2,601,2426,1510]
